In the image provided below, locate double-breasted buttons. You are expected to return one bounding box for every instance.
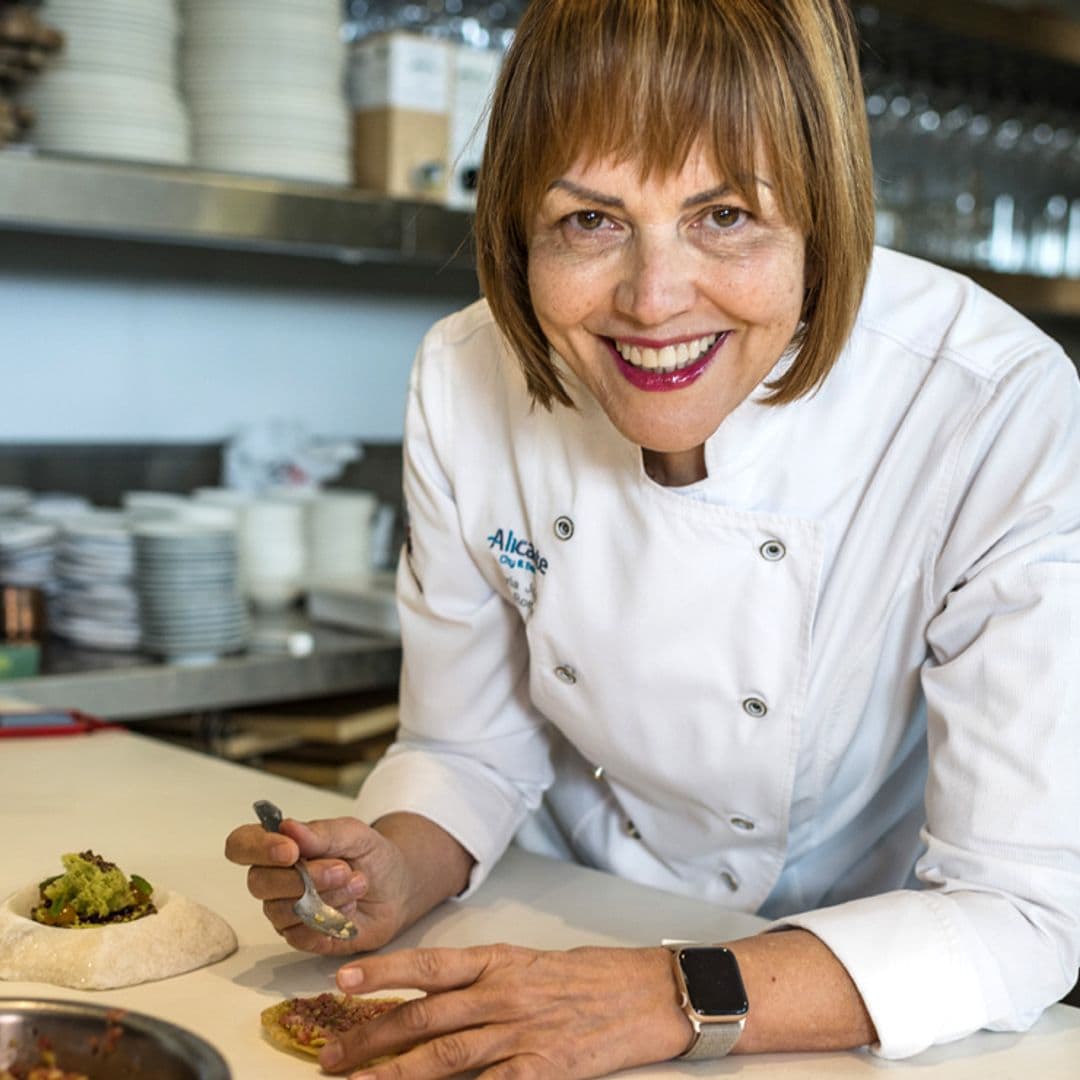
[553,516,574,540]
[554,664,577,685]
[759,538,786,561]
[625,819,642,839]
[720,870,740,892]
[730,816,755,832]
[742,696,768,718]
[592,764,605,780]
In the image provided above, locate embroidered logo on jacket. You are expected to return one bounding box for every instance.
[487,527,547,613]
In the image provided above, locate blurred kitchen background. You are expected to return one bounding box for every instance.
[0,0,1078,792]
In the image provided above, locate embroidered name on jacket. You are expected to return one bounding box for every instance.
[487,528,548,575]
[487,527,547,614]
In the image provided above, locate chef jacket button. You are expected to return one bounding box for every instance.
[553,516,575,541]
[742,696,768,718]
[625,819,642,839]
[554,664,577,685]
[592,764,605,780]
[759,539,786,561]
[720,870,740,892]
[730,816,755,831]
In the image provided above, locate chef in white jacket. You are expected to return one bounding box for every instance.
[226,1,1080,1076]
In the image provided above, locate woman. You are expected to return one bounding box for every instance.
[226,1,1080,1075]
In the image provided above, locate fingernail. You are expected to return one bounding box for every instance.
[338,967,364,991]
[346,875,367,898]
[320,1041,343,1068]
[270,841,293,864]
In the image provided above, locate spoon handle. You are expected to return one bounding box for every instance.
[253,799,284,833]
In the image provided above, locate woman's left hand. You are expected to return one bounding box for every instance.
[320,943,691,1078]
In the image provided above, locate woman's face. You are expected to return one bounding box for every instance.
[527,144,806,462]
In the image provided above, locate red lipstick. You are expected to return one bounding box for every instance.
[607,333,728,392]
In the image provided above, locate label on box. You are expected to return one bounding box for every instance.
[349,32,450,113]
[447,45,501,208]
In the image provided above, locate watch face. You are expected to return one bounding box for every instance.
[678,947,749,1018]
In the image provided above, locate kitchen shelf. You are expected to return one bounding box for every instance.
[1,148,1077,317]
[7,616,402,721]
[0,149,476,268]
[874,0,1080,67]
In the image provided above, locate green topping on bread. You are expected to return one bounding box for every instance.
[31,851,156,928]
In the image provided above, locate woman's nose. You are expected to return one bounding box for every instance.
[613,231,697,325]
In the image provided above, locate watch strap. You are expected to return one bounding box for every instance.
[681,1015,745,1059]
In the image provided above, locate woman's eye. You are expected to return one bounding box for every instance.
[708,206,746,229]
[568,210,608,231]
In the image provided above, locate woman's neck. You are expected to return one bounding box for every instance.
[641,445,707,487]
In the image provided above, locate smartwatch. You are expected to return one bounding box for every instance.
[667,944,748,1059]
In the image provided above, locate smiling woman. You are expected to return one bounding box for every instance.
[225,2,1080,1077]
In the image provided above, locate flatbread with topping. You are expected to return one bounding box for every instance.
[261,992,405,1060]
[0,878,237,990]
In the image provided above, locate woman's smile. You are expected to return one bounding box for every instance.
[605,331,729,391]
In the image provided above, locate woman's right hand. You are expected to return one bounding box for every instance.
[224,815,413,956]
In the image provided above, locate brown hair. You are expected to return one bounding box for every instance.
[474,0,874,408]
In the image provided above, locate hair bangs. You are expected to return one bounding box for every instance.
[512,0,790,220]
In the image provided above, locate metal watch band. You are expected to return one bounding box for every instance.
[681,1016,745,1059]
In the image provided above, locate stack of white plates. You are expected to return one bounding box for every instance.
[134,520,248,664]
[308,490,378,585]
[122,490,192,520]
[27,493,93,523]
[182,0,350,184]
[241,496,309,611]
[51,511,140,652]
[25,0,190,165]
[0,520,58,589]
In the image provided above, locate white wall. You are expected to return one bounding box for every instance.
[0,234,475,442]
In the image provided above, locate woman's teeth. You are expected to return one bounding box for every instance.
[614,333,719,372]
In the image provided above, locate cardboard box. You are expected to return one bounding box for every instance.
[446,44,501,210]
[348,31,450,202]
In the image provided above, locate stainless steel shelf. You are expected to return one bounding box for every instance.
[9,618,402,721]
[0,149,475,268]
[876,0,1080,67]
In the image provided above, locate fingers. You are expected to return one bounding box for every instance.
[246,861,363,903]
[280,815,386,862]
[224,822,296,868]
[338,943,520,997]
[225,816,382,868]
[321,1009,519,1077]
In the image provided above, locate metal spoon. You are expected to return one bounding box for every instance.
[253,799,358,941]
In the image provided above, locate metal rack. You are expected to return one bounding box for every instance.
[0,150,475,269]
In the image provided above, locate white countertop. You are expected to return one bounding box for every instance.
[1,729,1077,1079]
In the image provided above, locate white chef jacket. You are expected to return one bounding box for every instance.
[355,246,1080,1059]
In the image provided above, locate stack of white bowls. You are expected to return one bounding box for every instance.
[25,0,189,165]
[308,490,378,584]
[240,495,310,611]
[182,0,350,184]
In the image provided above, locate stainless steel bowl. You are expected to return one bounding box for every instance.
[0,998,231,1079]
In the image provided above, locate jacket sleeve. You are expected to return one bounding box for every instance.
[354,323,555,896]
[773,349,1080,1058]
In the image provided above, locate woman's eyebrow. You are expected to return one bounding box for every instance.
[547,178,769,209]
